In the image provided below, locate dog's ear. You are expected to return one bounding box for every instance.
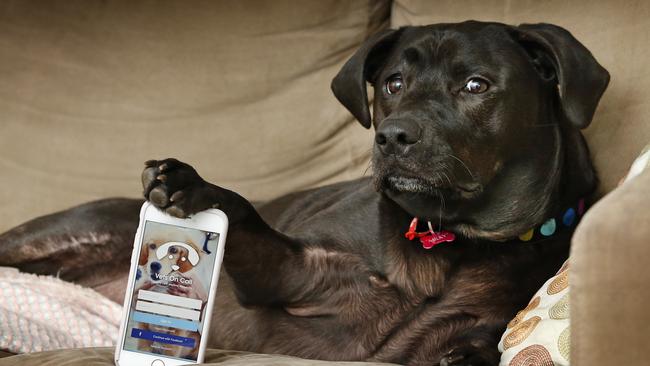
[514,23,610,129]
[177,248,194,273]
[331,29,403,129]
[177,243,200,273]
[139,242,151,265]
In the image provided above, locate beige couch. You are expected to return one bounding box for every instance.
[1,1,649,365]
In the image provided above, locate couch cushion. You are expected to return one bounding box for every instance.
[0,347,396,366]
[0,0,390,232]
[0,267,121,354]
[571,160,650,365]
[391,0,650,196]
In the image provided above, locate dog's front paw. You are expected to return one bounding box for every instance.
[439,345,500,366]
[142,158,218,218]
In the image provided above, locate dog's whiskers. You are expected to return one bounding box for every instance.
[361,148,374,177]
[446,153,475,180]
[440,194,445,231]
[433,189,445,231]
[442,170,453,187]
[434,161,454,188]
[362,161,372,177]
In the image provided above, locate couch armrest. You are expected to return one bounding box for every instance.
[571,168,650,366]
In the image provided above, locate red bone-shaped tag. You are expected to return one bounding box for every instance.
[419,231,456,249]
[404,217,456,249]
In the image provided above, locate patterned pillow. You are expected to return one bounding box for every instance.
[498,261,570,366]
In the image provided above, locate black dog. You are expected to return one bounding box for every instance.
[0,21,608,365]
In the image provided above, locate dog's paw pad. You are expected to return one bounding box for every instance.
[440,353,465,366]
[166,206,187,218]
[170,190,185,202]
[149,186,170,207]
[439,345,499,366]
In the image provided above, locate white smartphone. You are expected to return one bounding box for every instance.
[115,202,228,366]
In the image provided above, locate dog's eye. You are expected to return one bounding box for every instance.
[169,247,178,254]
[463,78,489,94]
[148,243,156,250]
[385,74,403,95]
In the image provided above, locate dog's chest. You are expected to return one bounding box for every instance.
[379,243,452,300]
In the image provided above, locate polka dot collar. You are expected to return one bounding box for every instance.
[517,198,586,242]
[404,198,587,248]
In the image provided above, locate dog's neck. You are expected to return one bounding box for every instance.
[445,126,562,241]
[454,84,598,241]
[409,125,594,243]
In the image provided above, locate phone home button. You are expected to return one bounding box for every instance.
[151,360,165,366]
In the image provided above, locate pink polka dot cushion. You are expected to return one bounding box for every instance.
[0,267,121,354]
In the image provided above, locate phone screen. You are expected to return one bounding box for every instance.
[122,220,220,361]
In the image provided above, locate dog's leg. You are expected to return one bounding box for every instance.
[369,307,503,366]
[0,198,143,300]
[438,324,502,366]
[142,158,330,306]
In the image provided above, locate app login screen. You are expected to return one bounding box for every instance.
[123,221,220,361]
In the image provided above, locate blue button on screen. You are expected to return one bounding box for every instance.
[131,328,196,348]
[132,311,199,332]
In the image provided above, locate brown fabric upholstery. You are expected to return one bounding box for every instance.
[391,0,650,197]
[0,347,395,366]
[0,0,390,232]
[570,169,650,366]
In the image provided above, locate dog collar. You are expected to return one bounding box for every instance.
[404,198,586,249]
[517,198,586,242]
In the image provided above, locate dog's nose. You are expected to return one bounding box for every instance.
[150,262,161,272]
[375,120,421,155]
